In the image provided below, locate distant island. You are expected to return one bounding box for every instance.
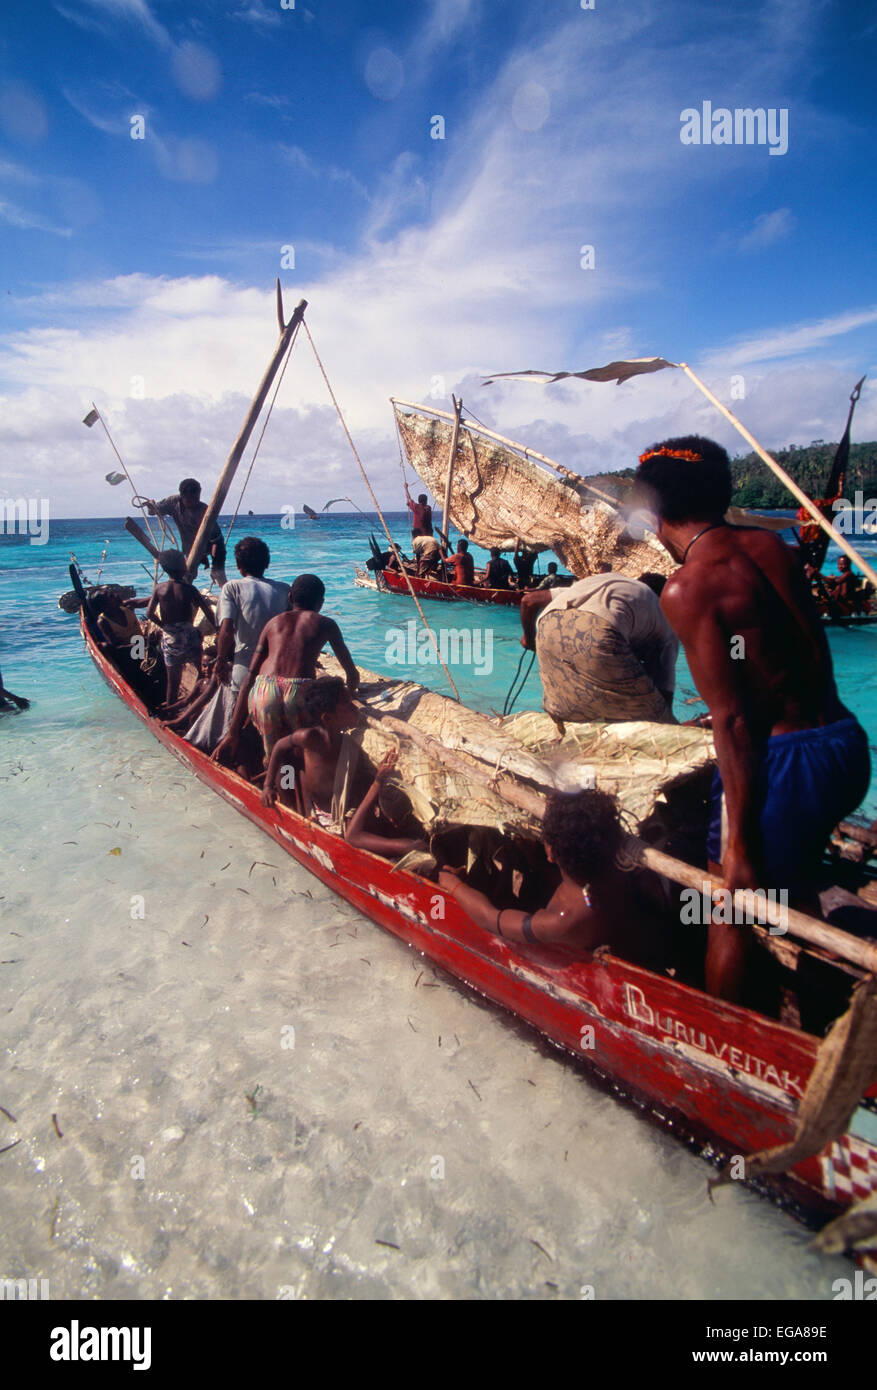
[585,442,877,510]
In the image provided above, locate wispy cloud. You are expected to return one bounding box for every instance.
[4,0,875,512]
[277,144,369,201]
[55,0,172,49]
[62,87,134,136]
[233,1,284,30]
[245,92,292,111]
[419,0,479,54]
[704,306,877,368]
[0,199,72,237]
[738,208,795,252]
[0,159,41,187]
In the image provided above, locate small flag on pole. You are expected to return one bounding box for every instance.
[82,407,100,427]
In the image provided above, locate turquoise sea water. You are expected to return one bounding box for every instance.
[2,508,871,1300]
[2,507,876,811]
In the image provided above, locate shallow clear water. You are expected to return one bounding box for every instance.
[0,511,873,1299]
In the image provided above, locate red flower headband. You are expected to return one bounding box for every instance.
[638,447,704,465]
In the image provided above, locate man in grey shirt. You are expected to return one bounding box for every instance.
[185,536,289,751]
[520,570,679,725]
[146,478,228,587]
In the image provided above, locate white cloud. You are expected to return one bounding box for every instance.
[62,87,133,136]
[0,199,72,237]
[738,208,795,252]
[419,0,478,54]
[277,144,369,201]
[3,271,874,516]
[56,0,172,49]
[702,306,877,369]
[5,0,873,513]
[233,1,284,29]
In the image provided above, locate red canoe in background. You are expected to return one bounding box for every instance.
[82,615,877,1229]
[354,563,524,607]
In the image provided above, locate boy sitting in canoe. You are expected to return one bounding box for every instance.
[261,679,431,861]
[261,675,358,821]
[215,574,359,766]
[345,746,431,861]
[160,652,218,732]
[145,549,216,707]
[438,788,670,968]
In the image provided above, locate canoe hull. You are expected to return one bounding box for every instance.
[355,563,524,607]
[82,619,877,1224]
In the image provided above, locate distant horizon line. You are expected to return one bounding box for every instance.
[2,509,411,524]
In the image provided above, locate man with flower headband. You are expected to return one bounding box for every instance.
[634,435,869,1004]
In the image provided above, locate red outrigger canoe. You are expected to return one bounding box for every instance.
[357,563,877,626]
[82,616,877,1227]
[354,563,523,607]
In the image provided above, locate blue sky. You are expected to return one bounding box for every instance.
[0,0,875,515]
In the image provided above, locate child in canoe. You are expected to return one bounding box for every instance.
[261,677,429,861]
[145,549,216,707]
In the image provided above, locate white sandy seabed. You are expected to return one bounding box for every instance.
[0,694,853,1302]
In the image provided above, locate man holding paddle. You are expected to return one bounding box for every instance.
[634,436,870,1003]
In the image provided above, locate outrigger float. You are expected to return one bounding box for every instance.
[73,287,877,1251]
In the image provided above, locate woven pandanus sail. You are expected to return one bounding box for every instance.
[392,402,673,579]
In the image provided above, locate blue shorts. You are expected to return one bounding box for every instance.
[706,716,871,893]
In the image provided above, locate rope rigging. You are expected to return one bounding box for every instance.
[223,316,303,551]
[304,320,462,703]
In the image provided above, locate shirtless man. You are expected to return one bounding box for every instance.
[213,572,359,765]
[447,538,476,587]
[634,436,870,1001]
[438,788,670,968]
[145,549,215,707]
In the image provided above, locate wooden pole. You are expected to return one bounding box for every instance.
[184,289,307,580]
[124,517,160,560]
[364,705,877,972]
[635,843,877,974]
[441,394,463,540]
[679,363,877,592]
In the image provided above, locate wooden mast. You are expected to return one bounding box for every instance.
[441,394,463,540]
[184,283,308,581]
